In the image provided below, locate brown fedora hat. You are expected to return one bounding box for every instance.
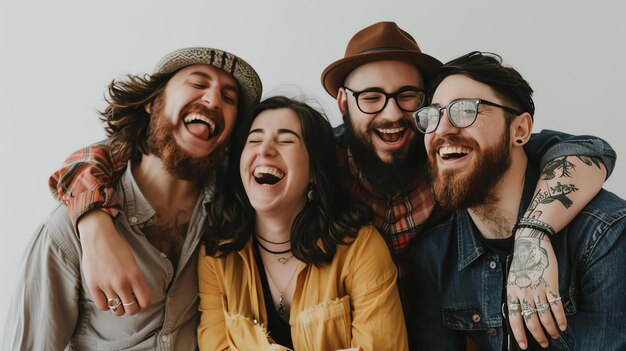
[321,21,442,98]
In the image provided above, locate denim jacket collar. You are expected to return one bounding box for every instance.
[456,162,540,271]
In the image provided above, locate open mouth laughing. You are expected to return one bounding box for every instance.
[253,166,285,185]
[374,126,406,143]
[439,146,471,160]
[180,104,223,141]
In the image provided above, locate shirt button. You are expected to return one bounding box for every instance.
[472,313,481,323]
[489,261,497,270]
[161,335,168,341]
[253,319,258,324]
[130,216,138,223]
[488,328,497,336]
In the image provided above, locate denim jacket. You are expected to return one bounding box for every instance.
[407,165,626,350]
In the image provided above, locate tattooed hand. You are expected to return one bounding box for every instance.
[506,228,566,349]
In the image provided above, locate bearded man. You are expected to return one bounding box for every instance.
[3,47,261,350]
[407,51,625,350]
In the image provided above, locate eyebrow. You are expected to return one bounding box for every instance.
[189,71,240,94]
[248,128,302,139]
[356,85,422,93]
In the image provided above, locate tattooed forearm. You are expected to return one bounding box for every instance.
[528,182,579,211]
[508,237,549,289]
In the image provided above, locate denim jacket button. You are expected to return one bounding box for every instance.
[488,328,497,336]
[489,261,497,270]
[472,313,481,323]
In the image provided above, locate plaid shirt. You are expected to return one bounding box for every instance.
[333,125,448,281]
[49,140,126,229]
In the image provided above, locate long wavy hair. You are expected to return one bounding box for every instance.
[204,96,372,266]
[98,72,176,165]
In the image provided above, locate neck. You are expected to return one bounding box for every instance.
[131,154,201,214]
[254,214,295,244]
[467,152,527,239]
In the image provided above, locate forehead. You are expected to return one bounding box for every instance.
[251,108,302,133]
[432,74,498,106]
[344,60,423,89]
[170,64,239,88]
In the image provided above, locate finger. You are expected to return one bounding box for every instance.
[89,285,110,311]
[534,295,559,340]
[129,272,153,310]
[521,298,549,348]
[547,290,567,331]
[117,289,139,316]
[507,296,528,350]
[103,289,126,317]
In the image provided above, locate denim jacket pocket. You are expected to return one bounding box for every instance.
[443,304,500,330]
[295,295,352,351]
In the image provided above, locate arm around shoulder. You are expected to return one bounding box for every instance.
[48,140,128,230]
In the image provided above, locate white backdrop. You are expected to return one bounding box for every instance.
[1,0,624,334]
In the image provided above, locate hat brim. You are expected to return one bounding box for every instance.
[321,51,443,98]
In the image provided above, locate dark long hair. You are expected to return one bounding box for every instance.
[204,96,372,266]
[99,72,175,165]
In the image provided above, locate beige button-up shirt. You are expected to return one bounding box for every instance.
[4,165,214,350]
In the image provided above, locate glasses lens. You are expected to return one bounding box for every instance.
[357,91,386,114]
[415,107,440,133]
[449,99,478,128]
[397,90,426,112]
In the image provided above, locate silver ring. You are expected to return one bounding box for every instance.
[548,296,562,305]
[122,300,136,307]
[508,303,521,312]
[536,302,551,312]
[521,308,536,317]
[107,297,122,310]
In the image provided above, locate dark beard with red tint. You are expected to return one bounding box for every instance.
[145,97,227,181]
[343,112,425,193]
[428,129,511,209]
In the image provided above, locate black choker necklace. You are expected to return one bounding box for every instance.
[256,233,290,245]
[256,240,292,255]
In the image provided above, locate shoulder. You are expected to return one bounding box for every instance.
[578,189,626,226]
[408,214,458,267]
[22,205,81,272]
[347,225,389,255]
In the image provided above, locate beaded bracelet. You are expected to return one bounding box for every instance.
[515,217,556,236]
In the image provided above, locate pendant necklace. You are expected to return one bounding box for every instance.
[263,260,299,315]
[256,234,293,264]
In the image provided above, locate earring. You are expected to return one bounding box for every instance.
[516,139,523,144]
[307,183,316,202]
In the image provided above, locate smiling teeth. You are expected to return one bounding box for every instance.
[184,113,215,130]
[253,166,285,179]
[377,127,404,134]
[439,146,470,156]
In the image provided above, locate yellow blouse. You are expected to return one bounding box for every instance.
[198,224,408,351]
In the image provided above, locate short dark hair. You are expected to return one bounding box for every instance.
[433,51,535,119]
[204,96,372,266]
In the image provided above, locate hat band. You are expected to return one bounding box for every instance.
[356,46,419,55]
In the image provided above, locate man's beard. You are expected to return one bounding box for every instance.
[429,128,512,209]
[343,111,425,193]
[145,97,227,181]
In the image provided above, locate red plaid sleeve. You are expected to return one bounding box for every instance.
[48,142,127,230]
